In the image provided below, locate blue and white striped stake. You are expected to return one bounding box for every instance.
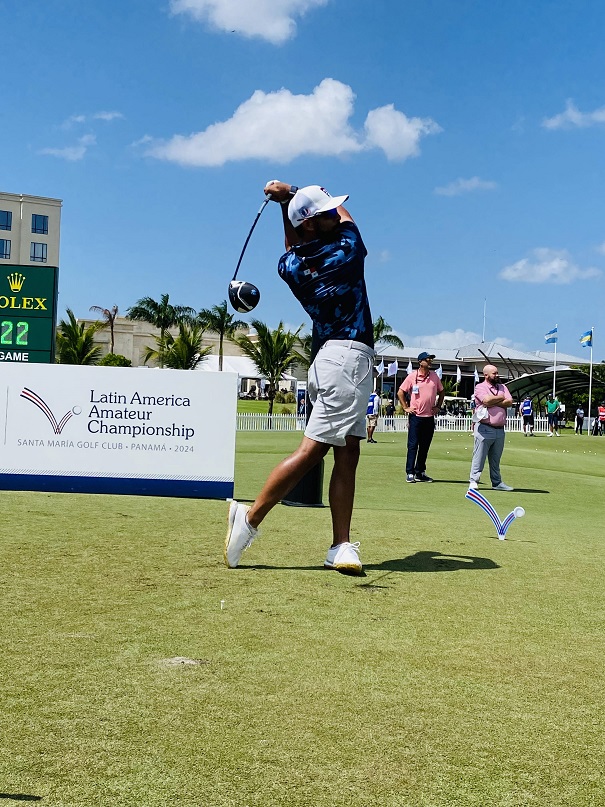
[465,488,525,540]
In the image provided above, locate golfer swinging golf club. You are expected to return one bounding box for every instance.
[225,181,375,574]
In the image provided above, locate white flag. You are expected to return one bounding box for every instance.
[474,367,480,383]
[375,360,385,376]
[387,360,398,377]
[436,364,443,380]
[406,360,413,375]
[456,365,462,384]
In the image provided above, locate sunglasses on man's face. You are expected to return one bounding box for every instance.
[315,208,340,219]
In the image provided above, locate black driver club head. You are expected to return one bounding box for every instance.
[228,280,261,313]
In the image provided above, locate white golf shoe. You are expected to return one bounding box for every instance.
[492,482,513,491]
[469,480,479,490]
[324,541,363,575]
[224,500,258,568]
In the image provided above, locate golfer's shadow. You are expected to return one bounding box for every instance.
[250,551,499,574]
[0,796,42,802]
[364,551,500,573]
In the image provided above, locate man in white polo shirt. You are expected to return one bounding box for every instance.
[469,364,514,491]
[397,352,444,483]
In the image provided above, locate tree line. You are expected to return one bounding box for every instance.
[56,296,404,415]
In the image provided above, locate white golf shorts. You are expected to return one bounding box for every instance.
[305,339,375,446]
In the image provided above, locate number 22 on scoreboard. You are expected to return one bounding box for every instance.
[0,321,29,346]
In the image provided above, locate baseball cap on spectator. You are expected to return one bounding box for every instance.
[417,351,435,362]
[288,185,349,227]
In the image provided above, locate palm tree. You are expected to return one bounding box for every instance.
[441,379,457,396]
[373,316,404,349]
[56,309,104,365]
[89,304,119,353]
[235,320,304,415]
[197,301,247,371]
[126,294,196,367]
[295,331,313,370]
[143,322,211,370]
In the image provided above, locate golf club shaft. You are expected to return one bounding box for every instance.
[231,195,272,282]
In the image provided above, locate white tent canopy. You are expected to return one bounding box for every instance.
[196,354,296,382]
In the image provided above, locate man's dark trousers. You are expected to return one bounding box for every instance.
[406,413,436,475]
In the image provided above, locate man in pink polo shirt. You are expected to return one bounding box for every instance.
[397,351,444,482]
[469,364,514,491]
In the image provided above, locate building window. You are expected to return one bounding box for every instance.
[0,211,12,231]
[30,242,47,262]
[0,239,11,259]
[32,214,49,235]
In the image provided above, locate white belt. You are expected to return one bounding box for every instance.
[322,339,375,357]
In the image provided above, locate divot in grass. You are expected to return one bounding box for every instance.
[159,657,210,667]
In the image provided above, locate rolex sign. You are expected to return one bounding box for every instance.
[0,264,58,363]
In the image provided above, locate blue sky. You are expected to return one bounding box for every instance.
[3,0,604,358]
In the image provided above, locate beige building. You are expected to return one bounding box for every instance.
[0,191,62,267]
[79,315,252,368]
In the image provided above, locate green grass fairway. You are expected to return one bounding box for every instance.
[2,430,605,806]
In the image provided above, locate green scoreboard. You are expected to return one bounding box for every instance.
[0,265,59,363]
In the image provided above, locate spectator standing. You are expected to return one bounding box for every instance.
[546,393,561,436]
[385,400,395,430]
[575,405,585,435]
[598,402,605,436]
[469,365,514,491]
[520,395,534,436]
[397,352,444,483]
[366,390,381,443]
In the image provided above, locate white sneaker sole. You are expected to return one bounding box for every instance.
[224,500,239,568]
[324,561,363,575]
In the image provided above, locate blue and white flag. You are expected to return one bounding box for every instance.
[435,364,443,380]
[406,360,413,375]
[387,360,398,377]
[456,365,462,384]
[544,326,558,344]
[580,329,593,348]
[375,359,385,375]
[474,367,480,383]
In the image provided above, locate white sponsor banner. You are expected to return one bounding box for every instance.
[0,364,237,499]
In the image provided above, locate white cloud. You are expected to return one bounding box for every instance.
[500,248,601,284]
[596,242,605,255]
[62,111,123,128]
[169,0,330,44]
[147,79,440,167]
[434,176,497,196]
[398,329,516,350]
[364,105,442,161]
[93,111,124,122]
[378,249,391,263]
[39,134,96,161]
[62,114,87,128]
[542,99,605,130]
[408,329,482,349]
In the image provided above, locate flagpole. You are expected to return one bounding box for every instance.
[552,323,557,398]
[482,298,486,342]
[588,328,594,437]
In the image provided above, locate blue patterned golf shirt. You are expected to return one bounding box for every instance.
[277,222,373,349]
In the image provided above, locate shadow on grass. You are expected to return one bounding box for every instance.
[365,551,500,573]
[0,796,42,802]
[430,480,475,485]
[513,488,550,494]
[250,551,499,575]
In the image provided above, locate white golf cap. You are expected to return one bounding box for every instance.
[288,185,349,227]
